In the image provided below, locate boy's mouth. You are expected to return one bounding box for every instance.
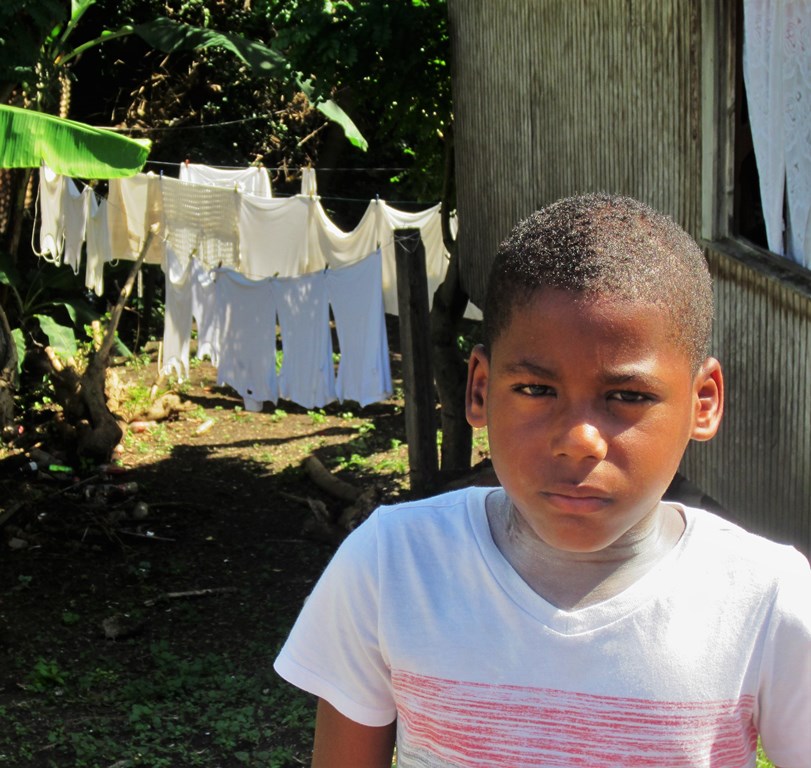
[541,488,611,515]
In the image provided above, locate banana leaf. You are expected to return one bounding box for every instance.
[0,105,150,178]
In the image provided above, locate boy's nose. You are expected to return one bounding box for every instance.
[551,416,608,462]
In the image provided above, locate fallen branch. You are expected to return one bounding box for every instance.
[144,586,237,607]
[303,455,362,503]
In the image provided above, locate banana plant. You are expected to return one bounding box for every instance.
[16,0,366,150]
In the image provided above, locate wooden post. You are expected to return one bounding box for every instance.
[394,228,438,495]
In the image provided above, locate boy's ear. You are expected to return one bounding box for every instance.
[466,344,490,428]
[690,357,724,442]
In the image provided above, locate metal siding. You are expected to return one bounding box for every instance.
[682,251,811,554]
[450,0,701,307]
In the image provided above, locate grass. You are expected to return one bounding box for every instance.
[0,628,315,767]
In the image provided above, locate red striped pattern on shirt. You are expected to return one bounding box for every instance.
[392,670,758,767]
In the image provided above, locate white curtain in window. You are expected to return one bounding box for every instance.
[743,0,811,267]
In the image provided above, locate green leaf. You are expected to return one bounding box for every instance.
[0,105,150,178]
[12,328,25,374]
[48,301,78,325]
[35,314,78,358]
[133,17,367,151]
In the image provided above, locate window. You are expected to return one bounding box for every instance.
[701,0,811,278]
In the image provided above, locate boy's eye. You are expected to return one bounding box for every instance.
[514,384,555,397]
[607,390,651,403]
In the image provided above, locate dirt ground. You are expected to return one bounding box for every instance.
[0,332,488,767]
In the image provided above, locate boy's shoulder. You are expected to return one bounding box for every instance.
[679,504,809,585]
[376,485,492,518]
[347,486,493,554]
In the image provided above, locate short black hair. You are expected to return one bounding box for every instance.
[483,193,713,371]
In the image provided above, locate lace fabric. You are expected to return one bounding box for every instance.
[743,0,811,268]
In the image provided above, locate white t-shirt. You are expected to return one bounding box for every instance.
[326,250,392,406]
[213,268,279,411]
[274,487,811,768]
[275,270,336,409]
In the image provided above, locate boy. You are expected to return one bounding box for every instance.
[274,194,811,767]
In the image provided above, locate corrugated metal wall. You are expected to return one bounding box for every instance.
[450,0,701,307]
[681,252,811,552]
[449,0,811,553]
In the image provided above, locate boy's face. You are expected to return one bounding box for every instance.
[466,288,723,554]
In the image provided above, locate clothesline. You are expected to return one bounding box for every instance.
[146,160,410,172]
[33,176,429,274]
[35,184,408,264]
[144,160,438,206]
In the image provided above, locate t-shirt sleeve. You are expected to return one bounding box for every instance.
[273,511,396,727]
[755,547,811,767]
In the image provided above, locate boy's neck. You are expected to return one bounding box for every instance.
[486,490,686,611]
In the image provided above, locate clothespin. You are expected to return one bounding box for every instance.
[185,158,190,167]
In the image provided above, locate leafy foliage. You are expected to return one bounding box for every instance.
[266,0,452,201]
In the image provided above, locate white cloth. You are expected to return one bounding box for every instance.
[312,198,481,320]
[213,268,278,411]
[160,175,240,270]
[38,164,65,259]
[275,271,336,409]
[381,201,447,315]
[62,179,87,275]
[326,250,391,406]
[179,162,272,198]
[783,1,811,266]
[238,194,316,277]
[161,246,193,381]
[85,192,112,296]
[313,199,382,270]
[107,173,164,264]
[191,258,219,364]
[300,167,317,197]
[275,487,811,768]
[744,0,811,266]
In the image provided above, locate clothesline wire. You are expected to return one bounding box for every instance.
[146,159,409,172]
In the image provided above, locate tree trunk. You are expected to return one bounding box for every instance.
[47,230,155,463]
[430,122,472,473]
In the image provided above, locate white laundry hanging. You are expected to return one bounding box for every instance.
[312,198,382,270]
[326,250,392,406]
[179,162,273,198]
[62,179,88,275]
[161,245,194,382]
[238,193,317,277]
[38,164,65,259]
[85,191,112,297]
[300,168,317,197]
[191,259,220,364]
[213,268,280,412]
[160,175,240,269]
[275,270,336,409]
[107,173,165,263]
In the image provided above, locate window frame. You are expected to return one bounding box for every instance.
[700,0,811,299]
